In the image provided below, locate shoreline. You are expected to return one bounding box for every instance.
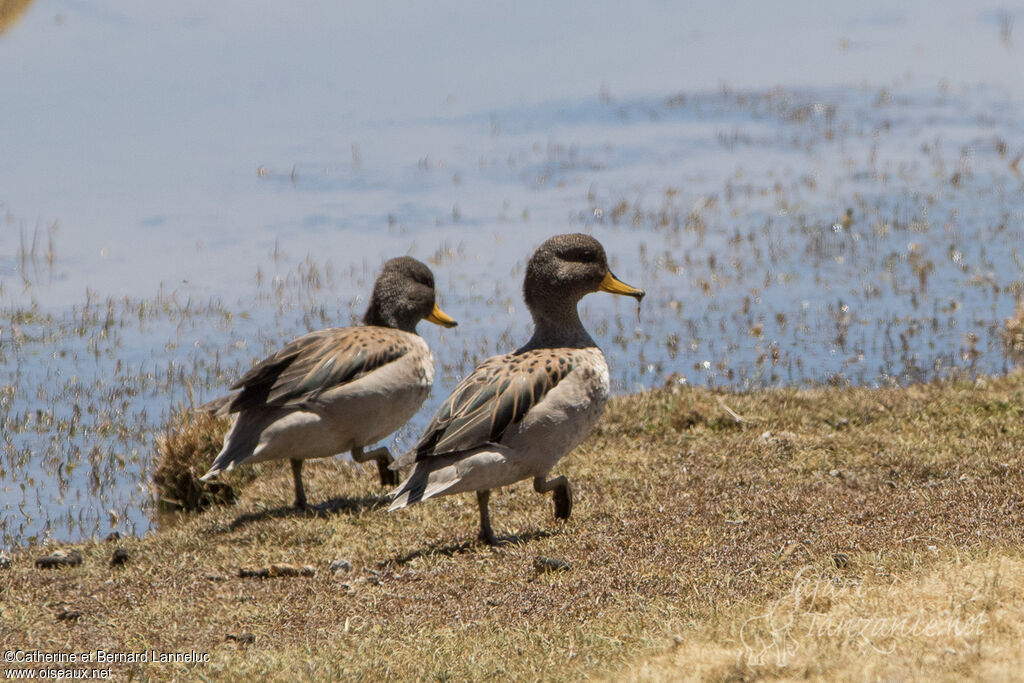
[3,374,1023,679]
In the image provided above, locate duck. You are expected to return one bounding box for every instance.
[200,256,457,509]
[388,233,644,544]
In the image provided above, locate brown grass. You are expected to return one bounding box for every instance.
[151,404,238,511]
[626,550,1024,681]
[3,375,1024,680]
[0,0,34,35]
[1002,303,1024,364]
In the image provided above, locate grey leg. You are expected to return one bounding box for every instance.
[534,475,572,520]
[477,490,499,545]
[291,458,307,510]
[352,446,398,487]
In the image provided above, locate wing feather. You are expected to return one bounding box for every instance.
[410,350,574,460]
[216,327,409,413]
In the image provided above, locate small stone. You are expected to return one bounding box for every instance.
[226,633,255,645]
[56,608,82,622]
[0,552,11,570]
[829,469,842,478]
[35,549,83,569]
[268,563,301,577]
[330,559,352,574]
[267,563,315,577]
[238,567,270,579]
[239,564,316,578]
[533,555,571,573]
[832,553,850,569]
[110,548,129,567]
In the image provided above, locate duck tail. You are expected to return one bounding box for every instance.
[388,462,459,511]
[199,451,235,482]
[198,395,233,417]
[199,418,255,481]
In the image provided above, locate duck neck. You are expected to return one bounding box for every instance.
[362,305,419,334]
[523,302,595,349]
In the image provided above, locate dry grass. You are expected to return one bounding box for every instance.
[0,0,34,35]
[1002,303,1024,364]
[152,404,238,511]
[3,375,1024,681]
[626,550,1024,681]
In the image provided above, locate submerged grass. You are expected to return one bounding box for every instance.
[3,374,1024,680]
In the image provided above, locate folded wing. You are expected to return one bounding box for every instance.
[394,351,574,468]
[205,328,409,414]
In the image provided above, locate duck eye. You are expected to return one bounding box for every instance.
[561,247,597,263]
[410,271,432,287]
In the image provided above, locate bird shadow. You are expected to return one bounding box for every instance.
[386,527,556,566]
[223,493,390,532]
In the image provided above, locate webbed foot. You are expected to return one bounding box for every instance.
[534,475,572,521]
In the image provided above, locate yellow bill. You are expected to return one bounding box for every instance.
[426,303,458,327]
[599,271,645,300]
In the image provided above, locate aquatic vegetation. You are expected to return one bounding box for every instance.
[1002,303,1024,363]
[3,80,1024,547]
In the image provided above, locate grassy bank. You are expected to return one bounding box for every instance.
[3,375,1024,681]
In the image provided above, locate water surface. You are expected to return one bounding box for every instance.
[2,1,1024,546]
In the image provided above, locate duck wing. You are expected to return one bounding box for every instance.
[394,349,575,468]
[204,327,410,414]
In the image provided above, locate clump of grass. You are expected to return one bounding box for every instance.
[1002,303,1024,363]
[152,404,238,511]
[0,0,34,35]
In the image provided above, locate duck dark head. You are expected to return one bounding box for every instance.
[363,256,457,333]
[522,234,644,346]
[523,234,644,314]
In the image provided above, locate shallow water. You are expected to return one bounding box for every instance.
[2,1,1024,547]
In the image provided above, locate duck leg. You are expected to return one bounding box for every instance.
[534,475,572,520]
[477,490,499,545]
[290,458,307,510]
[352,446,399,486]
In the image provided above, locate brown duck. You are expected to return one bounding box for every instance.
[389,234,643,544]
[200,257,456,509]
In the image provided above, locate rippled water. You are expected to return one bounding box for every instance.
[2,1,1024,547]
